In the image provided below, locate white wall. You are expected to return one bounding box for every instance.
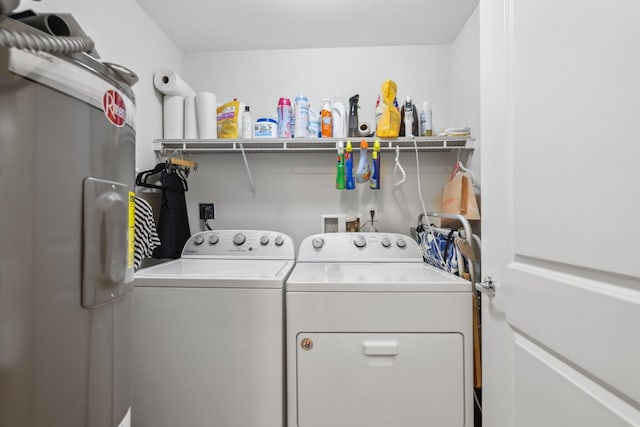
[25,0,183,170]
[178,46,468,245]
[184,45,452,134]
[451,5,481,186]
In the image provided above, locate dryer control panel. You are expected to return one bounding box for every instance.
[181,230,295,259]
[297,232,423,263]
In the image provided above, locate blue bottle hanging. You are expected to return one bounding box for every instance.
[345,139,356,190]
[355,139,370,183]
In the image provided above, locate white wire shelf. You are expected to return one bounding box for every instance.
[153,136,475,154]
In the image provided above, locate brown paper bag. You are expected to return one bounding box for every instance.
[441,173,480,219]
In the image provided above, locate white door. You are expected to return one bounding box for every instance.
[480,1,640,426]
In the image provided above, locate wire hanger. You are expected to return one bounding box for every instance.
[452,149,476,186]
[392,145,406,187]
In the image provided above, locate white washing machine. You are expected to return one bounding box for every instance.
[286,232,473,427]
[133,230,295,427]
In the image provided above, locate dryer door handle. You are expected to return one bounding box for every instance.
[362,340,399,356]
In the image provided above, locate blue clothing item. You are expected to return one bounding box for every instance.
[416,227,460,276]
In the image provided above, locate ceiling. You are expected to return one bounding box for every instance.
[134,0,479,53]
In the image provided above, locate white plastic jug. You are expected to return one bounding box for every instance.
[331,97,347,138]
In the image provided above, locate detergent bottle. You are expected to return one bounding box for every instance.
[331,97,346,138]
[355,139,370,183]
[294,93,310,138]
[320,98,333,138]
[369,139,381,190]
[308,108,320,138]
[345,139,355,190]
[420,101,433,136]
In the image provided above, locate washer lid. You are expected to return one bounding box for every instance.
[286,262,470,292]
[135,259,295,288]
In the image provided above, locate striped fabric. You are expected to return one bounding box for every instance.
[134,196,161,270]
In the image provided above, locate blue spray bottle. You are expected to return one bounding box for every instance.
[336,141,345,190]
[370,139,381,190]
[345,139,356,190]
[355,139,370,183]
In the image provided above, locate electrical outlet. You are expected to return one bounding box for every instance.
[199,203,214,220]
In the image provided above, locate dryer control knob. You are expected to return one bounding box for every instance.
[354,235,367,248]
[193,235,205,246]
[208,235,219,245]
[396,238,407,248]
[381,237,391,248]
[274,236,284,246]
[260,235,270,246]
[311,238,324,249]
[233,233,246,246]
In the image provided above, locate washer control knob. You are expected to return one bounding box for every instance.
[260,235,270,246]
[381,237,391,248]
[396,238,407,248]
[193,235,205,246]
[354,235,367,248]
[274,235,285,246]
[208,235,219,245]
[233,233,246,246]
[311,238,324,249]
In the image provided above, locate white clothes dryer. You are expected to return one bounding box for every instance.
[286,232,473,427]
[133,230,295,427]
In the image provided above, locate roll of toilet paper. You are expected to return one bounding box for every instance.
[153,69,195,97]
[184,96,198,139]
[358,122,371,137]
[163,95,184,139]
[195,91,217,139]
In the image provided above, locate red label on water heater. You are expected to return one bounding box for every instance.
[103,90,126,127]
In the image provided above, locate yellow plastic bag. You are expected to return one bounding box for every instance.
[216,100,242,139]
[375,79,400,138]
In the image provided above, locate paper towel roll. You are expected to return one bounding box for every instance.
[153,69,195,97]
[184,96,198,139]
[163,95,184,139]
[195,91,217,139]
[358,122,372,137]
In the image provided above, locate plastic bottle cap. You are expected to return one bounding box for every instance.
[360,140,368,149]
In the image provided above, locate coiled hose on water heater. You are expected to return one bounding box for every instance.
[0,12,94,54]
[0,27,94,53]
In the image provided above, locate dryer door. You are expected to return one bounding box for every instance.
[295,332,465,427]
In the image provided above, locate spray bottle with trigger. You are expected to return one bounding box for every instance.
[345,139,356,190]
[348,94,359,137]
[336,140,345,190]
[356,139,370,183]
[369,139,381,190]
[403,95,414,137]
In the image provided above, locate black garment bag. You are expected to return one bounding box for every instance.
[136,163,191,259]
[152,167,191,259]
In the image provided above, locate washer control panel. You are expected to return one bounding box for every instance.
[297,232,422,263]
[181,230,294,259]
